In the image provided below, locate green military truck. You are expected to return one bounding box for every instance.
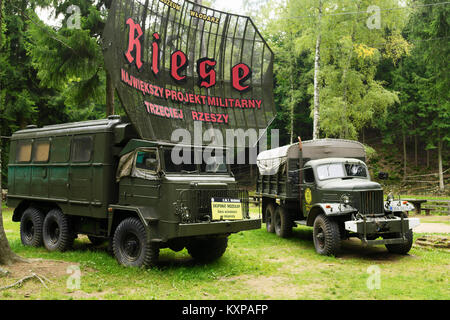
[256,139,420,256]
[7,116,260,267]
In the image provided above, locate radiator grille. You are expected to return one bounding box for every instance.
[359,190,384,215]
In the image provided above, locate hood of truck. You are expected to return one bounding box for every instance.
[319,178,382,191]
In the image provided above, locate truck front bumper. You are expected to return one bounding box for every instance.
[177,218,261,238]
[344,216,420,246]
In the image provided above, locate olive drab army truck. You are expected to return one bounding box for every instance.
[256,138,420,256]
[7,116,260,267]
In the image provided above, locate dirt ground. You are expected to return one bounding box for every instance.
[411,215,450,233]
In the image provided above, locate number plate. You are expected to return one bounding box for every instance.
[211,198,243,221]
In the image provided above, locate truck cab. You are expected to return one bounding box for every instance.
[256,139,420,256]
[7,117,260,267]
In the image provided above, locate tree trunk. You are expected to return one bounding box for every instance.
[0,144,24,265]
[312,0,322,140]
[437,128,444,191]
[106,70,115,116]
[414,134,418,167]
[403,131,407,181]
[426,149,430,168]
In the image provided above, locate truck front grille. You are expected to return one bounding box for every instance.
[359,190,384,215]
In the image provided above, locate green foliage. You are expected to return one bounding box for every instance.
[27,0,110,120]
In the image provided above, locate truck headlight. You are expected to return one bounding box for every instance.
[341,194,350,205]
[386,193,394,202]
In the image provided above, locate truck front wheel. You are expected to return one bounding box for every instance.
[384,230,413,255]
[313,214,341,256]
[187,236,228,263]
[113,217,159,268]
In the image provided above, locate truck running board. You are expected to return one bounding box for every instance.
[294,220,307,226]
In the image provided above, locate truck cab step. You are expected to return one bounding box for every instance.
[294,220,307,226]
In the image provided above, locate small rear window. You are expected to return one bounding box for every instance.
[71,136,93,162]
[33,140,50,162]
[304,167,315,183]
[16,140,32,163]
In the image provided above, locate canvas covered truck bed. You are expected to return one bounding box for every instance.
[255,139,367,200]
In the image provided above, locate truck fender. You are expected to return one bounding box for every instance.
[306,203,357,226]
[107,205,159,239]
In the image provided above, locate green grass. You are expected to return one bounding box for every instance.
[1,207,449,300]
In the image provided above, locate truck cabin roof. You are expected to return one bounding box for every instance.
[304,157,366,167]
[10,116,137,146]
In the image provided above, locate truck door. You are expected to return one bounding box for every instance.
[120,148,161,207]
[301,166,316,216]
[69,136,94,209]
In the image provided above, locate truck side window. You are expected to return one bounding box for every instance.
[33,140,50,162]
[51,137,70,163]
[16,140,32,163]
[304,167,315,183]
[71,136,93,162]
[135,150,159,173]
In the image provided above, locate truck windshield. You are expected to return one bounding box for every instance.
[317,163,367,180]
[345,163,367,177]
[163,148,198,173]
[201,156,228,173]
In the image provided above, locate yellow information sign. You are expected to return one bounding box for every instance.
[211,198,243,221]
[305,188,312,204]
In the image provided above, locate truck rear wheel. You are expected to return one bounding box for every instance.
[274,205,292,238]
[265,203,277,233]
[113,217,159,268]
[313,214,341,256]
[43,208,73,252]
[384,230,413,255]
[187,236,228,263]
[20,207,45,247]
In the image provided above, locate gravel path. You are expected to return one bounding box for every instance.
[414,223,450,234]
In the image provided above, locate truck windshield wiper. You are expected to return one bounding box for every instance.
[180,170,199,174]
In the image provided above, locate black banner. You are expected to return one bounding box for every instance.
[102,0,276,145]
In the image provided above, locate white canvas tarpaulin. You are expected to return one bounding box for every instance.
[256,139,366,176]
[257,144,297,176]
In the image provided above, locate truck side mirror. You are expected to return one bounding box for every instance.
[378,172,389,180]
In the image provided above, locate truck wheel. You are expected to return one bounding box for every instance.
[274,206,292,238]
[384,230,413,255]
[187,236,228,263]
[265,203,277,233]
[20,207,45,247]
[88,236,107,246]
[43,208,73,252]
[313,214,341,256]
[113,217,159,268]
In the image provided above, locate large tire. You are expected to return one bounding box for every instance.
[20,207,45,247]
[274,205,292,238]
[113,217,159,268]
[384,229,413,255]
[265,203,277,233]
[313,214,341,256]
[43,208,73,252]
[187,236,228,263]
